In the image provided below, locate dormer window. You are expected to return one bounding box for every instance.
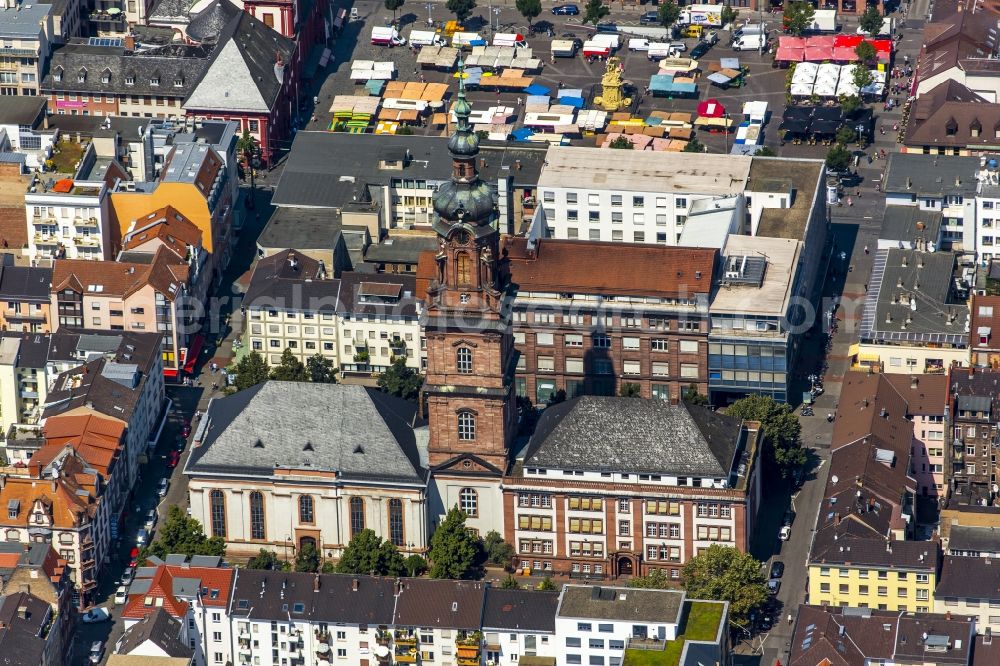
[150,74,160,86]
[945,118,958,136]
[77,68,86,83]
[101,68,111,84]
[972,119,982,137]
[125,75,134,85]
[53,67,62,82]
[173,75,183,87]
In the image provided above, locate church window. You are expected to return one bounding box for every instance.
[457,253,472,285]
[388,499,404,546]
[457,347,473,374]
[249,492,265,540]
[460,488,479,517]
[350,497,365,536]
[458,411,476,440]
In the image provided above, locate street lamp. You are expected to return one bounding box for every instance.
[723,113,730,154]
[426,3,434,27]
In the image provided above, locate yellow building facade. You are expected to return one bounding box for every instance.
[808,562,936,612]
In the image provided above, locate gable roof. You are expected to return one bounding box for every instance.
[482,588,558,632]
[53,247,189,302]
[393,579,487,630]
[0,265,52,302]
[122,204,204,258]
[522,397,744,478]
[905,80,1000,150]
[243,250,341,313]
[116,608,192,658]
[40,413,125,477]
[184,11,294,113]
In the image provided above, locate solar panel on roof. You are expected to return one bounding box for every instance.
[87,37,124,47]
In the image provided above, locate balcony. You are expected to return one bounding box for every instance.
[31,217,56,227]
[394,646,418,663]
[73,236,100,247]
[376,630,392,646]
[5,309,46,322]
[33,235,58,246]
[626,636,666,651]
[74,216,98,228]
[394,630,417,646]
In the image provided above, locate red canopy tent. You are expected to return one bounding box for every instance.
[833,34,864,48]
[775,46,805,62]
[697,99,727,117]
[804,46,834,62]
[778,36,807,49]
[805,35,837,48]
[832,47,859,61]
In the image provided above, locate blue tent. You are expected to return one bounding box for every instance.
[511,127,535,141]
[559,96,585,109]
[523,83,551,96]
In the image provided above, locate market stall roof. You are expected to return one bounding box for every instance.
[804,46,834,62]
[806,35,837,48]
[783,106,813,122]
[792,63,818,84]
[743,101,768,118]
[832,47,859,61]
[524,83,550,95]
[559,88,583,98]
[833,34,864,48]
[560,96,585,108]
[719,57,740,70]
[775,46,804,62]
[789,82,814,96]
[813,80,838,97]
[778,36,807,49]
[813,106,844,122]
[811,118,841,134]
[782,118,811,134]
[707,72,734,86]
[697,99,727,117]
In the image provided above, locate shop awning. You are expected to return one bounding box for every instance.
[182,334,204,374]
[848,343,860,357]
[163,368,179,379]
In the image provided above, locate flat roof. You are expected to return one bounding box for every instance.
[0,3,50,39]
[558,585,685,624]
[257,207,344,252]
[749,157,824,241]
[710,235,801,317]
[537,146,752,196]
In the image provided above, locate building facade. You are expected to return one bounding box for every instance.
[0,0,52,97]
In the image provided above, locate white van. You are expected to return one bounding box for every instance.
[732,22,766,40]
[647,43,677,60]
[732,33,767,51]
[590,33,620,50]
[409,29,445,46]
[628,38,650,51]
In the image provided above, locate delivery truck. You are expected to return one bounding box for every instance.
[371,26,406,46]
[409,29,446,46]
[551,39,579,57]
[678,4,723,27]
[732,33,767,51]
[452,31,486,48]
[493,32,528,47]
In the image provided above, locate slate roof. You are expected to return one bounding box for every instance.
[184,11,295,113]
[256,207,344,253]
[884,152,980,197]
[522,397,744,478]
[116,608,192,658]
[0,97,46,127]
[364,236,439,267]
[186,0,241,42]
[937,556,1000,599]
[905,81,1000,151]
[868,249,965,338]
[557,585,684,624]
[338,271,419,318]
[879,206,943,247]
[0,266,51,302]
[482,588,558,632]
[243,250,341,313]
[229,570,397,625]
[0,592,48,666]
[42,41,211,98]
[394,579,487,630]
[0,3,50,38]
[810,532,938,569]
[948,525,1000,554]
[185,382,426,483]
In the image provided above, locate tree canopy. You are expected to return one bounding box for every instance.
[783,1,815,37]
[658,0,680,26]
[515,0,542,26]
[233,351,269,391]
[270,348,308,382]
[306,354,339,383]
[446,0,476,22]
[429,507,481,579]
[144,506,225,561]
[683,137,705,153]
[483,531,515,568]
[726,394,806,477]
[858,6,884,37]
[825,143,851,173]
[335,529,406,576]
[627,569,674,589]
[377,357,423,401]
[854,40,877,65]
[582,0,609,25]
[295,541,321,572]
[246,549,288,571]
[385,0,404,20]
[681,545,769,626]
[608,136,634,149]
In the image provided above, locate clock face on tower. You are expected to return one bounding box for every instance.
[454,229,470,244]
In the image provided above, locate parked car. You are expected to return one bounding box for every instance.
[81,607,111,624]
[551,3,579,14]
[136,528,149,546]
[181,423,191,438]
[640,10,660,24]
[689,40,712,59]
[595,22,618,32]
[769,561,785,579]
[157,478,169,498]
[669,41,687,52]
[113,585,128,606]
[704,29,720,44]
[89,640,104,664]
[167,450,180,468]
[144,508,157,531]
[767,579,781,595]
[121,567,134,586]
[779,525,792,541]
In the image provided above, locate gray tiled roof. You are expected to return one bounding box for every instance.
[884,153,979,197]
[0,96,46,127]
[482,589,558,632]
[557,585,684,624]
[257,207,344,253]
[42,42,212,98]
[0,3,50,39]
[243,250,342,313]
[116,608,192,658]
[0,266,51,301]
[948,525,1000,554]
[879,206,943,247]
[185,382,427,482]
[523,397,744,478]
[187,0,241,42]
[870,249,965,338]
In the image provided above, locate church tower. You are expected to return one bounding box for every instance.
[425,69,517,536]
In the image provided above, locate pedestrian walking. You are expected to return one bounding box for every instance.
[864,244,869,254]
[517,96,523,106]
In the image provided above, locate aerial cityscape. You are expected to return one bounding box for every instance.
[0,0,994,663]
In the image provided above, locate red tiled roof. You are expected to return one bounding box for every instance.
[121,563,234,621]
[969,294,1000,351]
[123,205,204,259]
[52,247,189,302]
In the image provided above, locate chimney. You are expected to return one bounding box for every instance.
[395,580,404,596]
[947,611,952,620]
[313,573,320,592]
[352,578,359,592]
[288,253,298,271]
[124,35,135,51]
[906,177,912,189]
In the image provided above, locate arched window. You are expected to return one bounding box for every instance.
[457,411,476,441]
[459,488,478,517]
[249,491,266,540]
[209,490,226,538]
[456,347,473,374]
[299,495,314,524]
[350,497,365,537]
[457,253,472,286]
[388,499,404,547]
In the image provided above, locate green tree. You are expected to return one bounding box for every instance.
[233,351,270,391]
[720,3,738,27]
[385,0,404,21]
[682,384,709,406]
[536,577,557,591]
[270,348,308,381]
[854,40,877,65]
[321,560,336,574]
[858,6,883,37]
[726,394,807,477]
[144,506,226,561]
[608,136,634,149]
[682,545,768,627]
[377,357,423,401]
[582,0,609,25]
[294,541,321,572]
[306,353,338,383]
[446,0,476,22]
[754,146,776,157]
[515,0,542,28]
[246,548,287,570]
[500,575,521,590]
[429,507,480,579]
[619,383,641,397]
[839,93,861,115]
[404,554,428,577]
[835,125,857,146]
[851,63,874,98]
[783,1,815,37]
[483,531,515,568]
[335,529,406,576]
[658,0,680,26]
[825,143,851,173]
[628,569,674,589]
[235,130,257,171]
[683,137,705,153]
